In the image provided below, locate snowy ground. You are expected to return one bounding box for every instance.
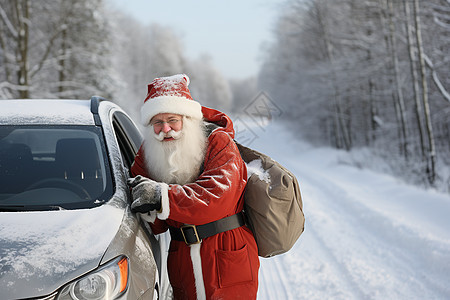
[235,119,450,300]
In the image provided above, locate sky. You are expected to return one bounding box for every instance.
[108,0,285,80]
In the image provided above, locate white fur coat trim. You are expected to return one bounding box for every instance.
[190,243,206,300]
[156,182,170,220]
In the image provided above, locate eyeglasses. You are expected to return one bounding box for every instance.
[151,118,182,128]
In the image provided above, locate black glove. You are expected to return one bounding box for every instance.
[127,175,162,213]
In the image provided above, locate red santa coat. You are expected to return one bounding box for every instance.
[131,106,259,300]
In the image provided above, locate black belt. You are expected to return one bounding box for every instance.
[169,212,246,245]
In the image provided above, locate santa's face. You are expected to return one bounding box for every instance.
[150,113,183,141]
[143,114,207,185]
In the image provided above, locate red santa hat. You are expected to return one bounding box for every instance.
[141,74,203,125]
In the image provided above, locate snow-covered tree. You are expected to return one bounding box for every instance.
[0,0,114,99]
[229,76,258,113]
[186,55,232,112]
[108,10,233,119]
[259,0,449,188]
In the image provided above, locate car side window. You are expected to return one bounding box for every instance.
[112,112,143,172]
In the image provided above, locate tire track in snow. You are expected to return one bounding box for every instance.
[258,255,295,300]
[295,164,450,299]
[308,167,450,298]
[257,165,370,299]
[297,176,371,300]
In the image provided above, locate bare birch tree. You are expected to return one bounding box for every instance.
[404,0,427,159]
[387,0,409,158]
[413,0,437,183]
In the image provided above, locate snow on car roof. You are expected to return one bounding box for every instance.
[0,99,95,125]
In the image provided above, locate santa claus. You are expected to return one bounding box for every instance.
[128,74,259,300]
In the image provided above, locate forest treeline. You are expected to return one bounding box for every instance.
[259,0,449,190]
[1,0,449,190]
[0,0,233,119]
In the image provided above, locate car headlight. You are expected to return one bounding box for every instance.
[57,256,128,300]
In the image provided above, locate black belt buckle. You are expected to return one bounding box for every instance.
[180,224,202,245]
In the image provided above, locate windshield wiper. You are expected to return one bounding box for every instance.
[0,204,65,212]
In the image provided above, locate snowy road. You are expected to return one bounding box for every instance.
[237,119,450,300]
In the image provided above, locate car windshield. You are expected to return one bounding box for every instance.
[0,125,113,211]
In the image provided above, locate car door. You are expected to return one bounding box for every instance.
[111,110,172,299]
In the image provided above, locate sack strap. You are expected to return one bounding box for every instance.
[169,212,246,245]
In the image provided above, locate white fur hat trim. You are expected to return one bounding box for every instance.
[141,95,202,126]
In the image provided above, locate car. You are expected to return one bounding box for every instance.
[0,97,171,300]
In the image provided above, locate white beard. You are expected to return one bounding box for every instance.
[143,117,208,185]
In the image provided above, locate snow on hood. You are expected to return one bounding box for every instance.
[0,204,124,291]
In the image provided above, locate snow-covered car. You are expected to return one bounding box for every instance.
[0,98,171,300]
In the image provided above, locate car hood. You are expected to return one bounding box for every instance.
[0,204,125,300]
